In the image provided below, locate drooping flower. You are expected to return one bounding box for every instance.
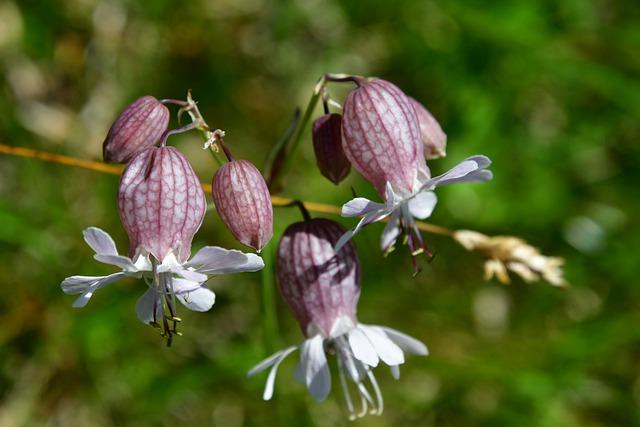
[312,113,350,185]
[118,146,206,263]
[341,79,428,197]
[212,159,273,252]
[248,218,427,419]
[337,78,493,271]
[408,97,447,159]
[103,96,169,163]
[61,227,264,342]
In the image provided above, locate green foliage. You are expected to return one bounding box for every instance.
[0,0,638,426]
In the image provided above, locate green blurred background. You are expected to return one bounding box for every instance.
[0,0,638,426]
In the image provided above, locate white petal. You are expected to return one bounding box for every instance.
[380,210,401,250]
[358,325,405,366]
[61,272,125,308]
[335,202,393,252]
[248,346,297,377]
[377,326,429,356]
[135,288,162,324]
[185,247,264,275]
[422,155,493,189]
[342,197,385,217]
[171,267,208,283]
[83,227,118,256]
[172,278,215,312]
[297,335,331,401]
[408,191,438,220]
[248,346,298,401]
[348,327,379,367]
[157,252,181,272]
[94,254,137,271]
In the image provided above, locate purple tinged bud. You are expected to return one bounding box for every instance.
[342,79,427,197]
[103,96,170,163]
[408,97,447,159]
[312,114,350,185]
[276,218,360,338]
[212,160,273,252]
[118,146,206,263]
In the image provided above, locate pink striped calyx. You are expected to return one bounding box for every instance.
[277,218,360,338]
[103,96,170,163]
[118,146,206,263]
[341,79,428,198]
[312,113,351,185]
[408,97,447,159]
[212,160,273,252]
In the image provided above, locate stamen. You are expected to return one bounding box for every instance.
[337,356,356,420]
[366,369,384,416]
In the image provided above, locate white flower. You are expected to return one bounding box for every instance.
[248,315,428,420]
[336,156,493,267]
[61,227,264,341]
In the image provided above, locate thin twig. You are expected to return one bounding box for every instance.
[0,143,452,236]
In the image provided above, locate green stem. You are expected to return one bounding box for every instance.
[265,73,364,191]
[260,243,280,354]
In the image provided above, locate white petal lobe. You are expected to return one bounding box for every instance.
[408,191,438,219]
[378,326,429,356]
[83,227,118,256]
[348,327,379,367]
[298,335,331,401]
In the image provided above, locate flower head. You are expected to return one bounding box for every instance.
[103,96,169,163]
[312,113,351,185]
[61,227,264,343]
[211,159,273,252]
[341,78,428,197]
[248,218,427,419]
[118,146,206,263]
[338,78,492,272]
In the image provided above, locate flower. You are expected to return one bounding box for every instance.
[336,156,493,272]
[408,97,447,159]
[312,113,350,185]
[211,159,274,252]
[341,79,428,197]
[103,96,169,163]
[453,230,567,287]
[338,78,492,271]
[248,218,427,419]
[61,227,264,342]
[119,146,206,263]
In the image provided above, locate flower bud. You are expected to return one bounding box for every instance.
[103,96,170,163]
[312,114,350,185]
[212,160,273,251]
[341,79,427,197]
[408,97,447,159]
[277,218,360,338]
[118,146,206,263]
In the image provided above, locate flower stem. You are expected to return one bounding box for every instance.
[260,243,280,354]
[0,143,454,236]
[264,73,364,191]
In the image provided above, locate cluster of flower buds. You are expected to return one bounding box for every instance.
[59,76,564,419]
[249,217,427,419]
[62,95,269,345]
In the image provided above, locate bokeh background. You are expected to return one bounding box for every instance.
[1,0,639,426]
